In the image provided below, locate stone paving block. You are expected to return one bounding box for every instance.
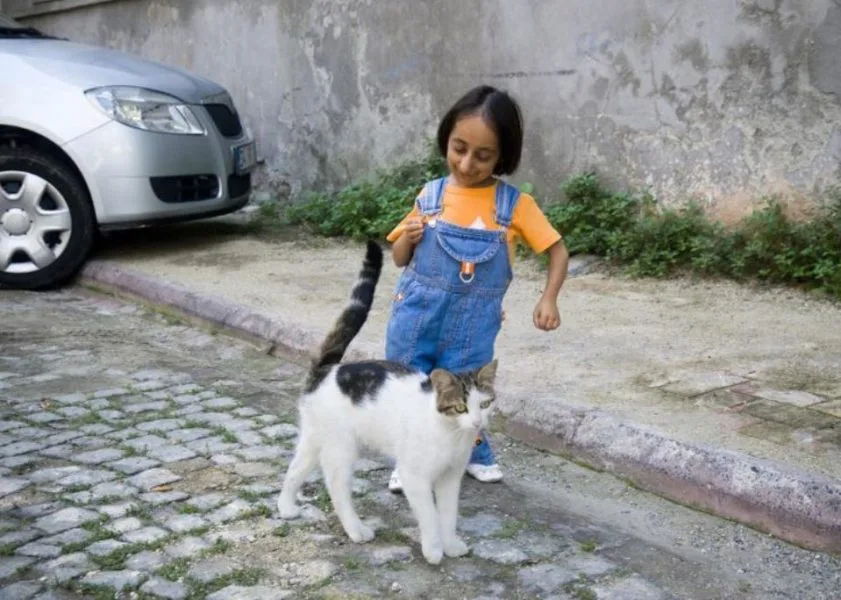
[13,501,63,520]
[173,405,205,416]
[260,424,298,440]
[172,394,201,406]
[127,468,181,491]
[210,454,239,466]
[0,580,42,599]
[230,431,264,446]
[98,502,138,519]
[140,577,188,600]
[125,401,170,415]
[105,428,140,441]
[125,550,167,572]
[566,553,619,577]
[15,542,61,559]
[233,462,275,478]
[56,469,116,488]
[207,586,294,600]
[186,493,229,512]
[89,482,139,503]
[186,437,239,456]
[133,380,168,392]
[41,528,90,547]
[123,526,169,545]
[0,442,44,457]
[37,552,91,583]
[517,563,578,595]
[167,427,213,443]
[0,456,41,471]
[80,570,145,592]
[0,556,35,579]
[87,539,129,557]
[202,397,238,410]
[472,539,529,565]
[170,384,202,395]
[33,508,100,534]
[109,456,161,475]
[0,529,41,547]
[25,412,63,424]
[136,419,184,433]
[98,409,126,422]
[163,536,212,559]
[368,545,413,566]
[74,448,124,465]
[140,491,189,506]
[0,477,30,498]
[55,406,90,419]
[254,415,280,425]
[124,435,170,452]
[814,399,841,418]
[458,513,504,537]
[207,499,252,524]
[753,388,826,407]
[106,517,144,535]
[233,407,260,417]
[146,445,197,463]
[187,556,239,583]
[164,514,209,534]
[52,393,85,405]
[235,445,285,462]
[40,431,80,448]
[94,388,130,399]
[78,424,116,436]
[592,574,667,599]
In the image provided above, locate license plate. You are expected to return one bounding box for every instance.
[234,141,257,174]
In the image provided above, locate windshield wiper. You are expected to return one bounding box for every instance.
[0,26,53,39]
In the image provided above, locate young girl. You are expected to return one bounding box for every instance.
[385,85,569,491]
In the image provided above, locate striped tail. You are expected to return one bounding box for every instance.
[306,240,383,385]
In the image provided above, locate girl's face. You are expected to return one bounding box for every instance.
[446,113,500,188]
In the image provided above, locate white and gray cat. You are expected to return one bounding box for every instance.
[277,241,498,565]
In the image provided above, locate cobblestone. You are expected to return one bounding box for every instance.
[1,289,835,600]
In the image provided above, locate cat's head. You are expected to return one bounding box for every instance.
[430,360,498,430]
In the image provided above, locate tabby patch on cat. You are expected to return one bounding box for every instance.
[277,241,499,565]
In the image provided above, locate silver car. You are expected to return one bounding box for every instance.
[0,14,257,289]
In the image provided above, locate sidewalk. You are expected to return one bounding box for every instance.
[80,215,841,553]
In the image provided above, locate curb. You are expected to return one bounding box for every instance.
[78,260,841,554]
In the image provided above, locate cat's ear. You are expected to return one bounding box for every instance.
[430,369,461,412]
[477,360,498,388]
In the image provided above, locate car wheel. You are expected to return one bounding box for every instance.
[0,145,95,290]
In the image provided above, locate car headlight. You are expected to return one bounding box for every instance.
[85,86,205,135]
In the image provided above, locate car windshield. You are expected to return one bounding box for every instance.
[0,14,51,38]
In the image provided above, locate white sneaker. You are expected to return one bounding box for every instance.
[466,463,503,483]
[388,469,403,494]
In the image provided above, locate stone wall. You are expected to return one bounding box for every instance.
[17,0,841,214]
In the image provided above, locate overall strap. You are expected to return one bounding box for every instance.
[416,177,447,216]
[494,180,521,228]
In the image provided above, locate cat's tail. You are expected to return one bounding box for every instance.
[307,240,383,379]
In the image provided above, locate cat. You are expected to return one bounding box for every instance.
[276,240,499,565]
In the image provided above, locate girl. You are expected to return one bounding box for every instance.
[385,85,569,491]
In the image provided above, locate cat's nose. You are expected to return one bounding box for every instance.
[471,418,481,429]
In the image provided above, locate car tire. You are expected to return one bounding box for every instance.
[0,145,95,290]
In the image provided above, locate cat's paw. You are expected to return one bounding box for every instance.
[346,523,375,544]
[421,540,444,565]
[277,497,301,520]
[443,536,470,557]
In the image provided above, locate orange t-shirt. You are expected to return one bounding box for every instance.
[386,182,561,261]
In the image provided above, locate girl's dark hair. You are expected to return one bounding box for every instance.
[436,85,524,175]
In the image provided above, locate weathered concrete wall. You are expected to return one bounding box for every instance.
[20,0,841,213]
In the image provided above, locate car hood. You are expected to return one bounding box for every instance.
[2,38,225,103]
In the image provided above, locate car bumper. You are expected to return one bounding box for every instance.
[64,107,255,228]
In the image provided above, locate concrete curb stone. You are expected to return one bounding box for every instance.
[77,260,841,554]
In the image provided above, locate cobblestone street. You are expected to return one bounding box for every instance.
[0,290,838,600]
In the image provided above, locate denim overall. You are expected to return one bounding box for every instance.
[385,177,520,466]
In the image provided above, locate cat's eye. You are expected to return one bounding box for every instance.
[480,400,493,409]
[454,404,468,414]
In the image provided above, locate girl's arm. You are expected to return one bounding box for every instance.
[533,239,569,331]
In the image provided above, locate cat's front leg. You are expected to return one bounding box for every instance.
[435,467,470,557]
[401,472,444,564]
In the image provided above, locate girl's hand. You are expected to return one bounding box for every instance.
[405,217,424,245]
[533,297,561,331]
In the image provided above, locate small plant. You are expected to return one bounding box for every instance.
[272,523,291,538]
[158,557,190,581]
[579,539,597,553]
